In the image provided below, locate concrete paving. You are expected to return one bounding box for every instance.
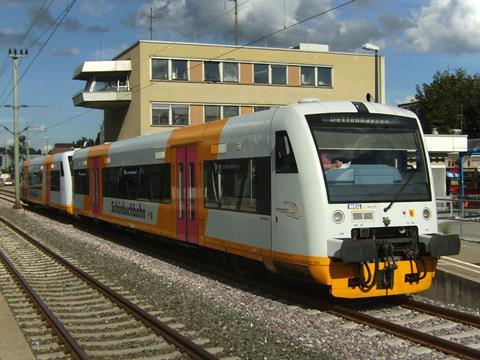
[422,220,480,309]
[0,293,35,360]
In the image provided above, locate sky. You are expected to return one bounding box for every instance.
[0,0,479,152]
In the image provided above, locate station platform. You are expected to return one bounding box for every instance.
[0,293,35,359]
[423,220,480,309]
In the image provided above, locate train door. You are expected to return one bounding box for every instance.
[91,157,101,217]
[45,162,50,206]
[176,146,198,244]
[271,130,304,255]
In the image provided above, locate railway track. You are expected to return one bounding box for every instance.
[75,220,480,359]
[0,216,224,359]
[4,195,480,358]
[0,188,15,203]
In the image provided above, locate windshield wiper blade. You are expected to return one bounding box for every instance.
[383,170,417,213]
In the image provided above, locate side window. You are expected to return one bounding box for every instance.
[275,131,298,173]
[50,170,60,191]
[73,169,89,195]
[204,157,270,215]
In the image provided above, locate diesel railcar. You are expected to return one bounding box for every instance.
[21,151,74,215]
[25,100,460,298]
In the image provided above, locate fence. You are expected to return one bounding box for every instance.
[437,196,480,220]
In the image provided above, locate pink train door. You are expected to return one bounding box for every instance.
[91,157,101,218]
[176,146,198,244]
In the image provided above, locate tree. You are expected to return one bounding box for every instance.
[72,137,94,148]
[415,69,480,137]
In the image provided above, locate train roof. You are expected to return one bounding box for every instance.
[283,100,417,119]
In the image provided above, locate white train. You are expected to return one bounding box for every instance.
[22,100,460,298]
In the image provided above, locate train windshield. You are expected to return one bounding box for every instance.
[306,113,431,203]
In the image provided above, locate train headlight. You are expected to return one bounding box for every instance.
[332,210,345,224]
[422,208,432,220]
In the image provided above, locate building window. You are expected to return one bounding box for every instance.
[152,59,169,80]
[152,104,189,126]
[204,61,221,82]
[171,60,188,80]
[254,106,270,112]
[223,106,239,118]
[301,66,315,86]
[205,105,221,122]
[223,62,238,82]
[254,64,269,84]
[172,105,189,125]
[271,65,286,85]
[317,67,332,86]
[152,104,170,125]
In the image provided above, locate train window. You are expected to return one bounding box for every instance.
[275,131,298,173]
[68,156,73,177]
[73,169,89,195]
[60,162,64,177]
[28,171,43,190]
[307,113,431,203]
[178,164,184,219]
[189,162,195,220]
[204,157,271,215]
[50,170,60,191]
[104,164,171,203]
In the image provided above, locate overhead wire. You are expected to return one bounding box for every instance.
[32,0,356,136]
[29,0,253,134]
[0,0,56,98]
[0,0,78,107]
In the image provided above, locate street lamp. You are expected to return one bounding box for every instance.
[44,137,49,155]
[362,43,380,103]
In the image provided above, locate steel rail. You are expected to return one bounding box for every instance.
[391,296,480,328]
[15,203,480,358]
[0,248,89,360]
[61,215,480,359]
[0,216,217,360]
[322,302,480,360]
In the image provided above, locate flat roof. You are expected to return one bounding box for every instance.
[114,39,378,60]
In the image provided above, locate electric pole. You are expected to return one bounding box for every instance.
[149,7,156,40]
[229,0,239,45]
[8,48,28,209]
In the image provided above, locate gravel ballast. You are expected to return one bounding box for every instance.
[1,203,478,359]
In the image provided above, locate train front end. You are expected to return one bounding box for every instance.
[273,101,460,298]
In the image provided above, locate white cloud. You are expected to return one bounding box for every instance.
[137,0,382,52]
[402,0,480,52]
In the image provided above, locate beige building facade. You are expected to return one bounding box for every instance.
[72,40,385,142]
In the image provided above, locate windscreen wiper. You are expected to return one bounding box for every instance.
[383,169,417,213]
